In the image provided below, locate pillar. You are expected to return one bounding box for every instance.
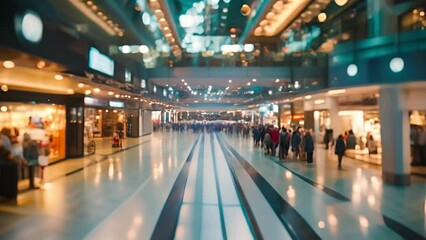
[327,97,343,140]
[379,87,410,185]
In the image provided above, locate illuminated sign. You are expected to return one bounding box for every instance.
[109,101,124,108]
[141,79,146,89]
[259,106,268,112]
[125,69,132,82]
[88,47,114,76]
[272,105,279,113]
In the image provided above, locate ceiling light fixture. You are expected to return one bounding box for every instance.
[334,0,348,7]
[314,99,325,105]
[1,85,9,92]
[328,89,346,95]
[54,74,63,80]
[3,61,15,69]
[69,0,123,36]
[37,61,46,69]
[318,12,327,22]
[241,4,252,16]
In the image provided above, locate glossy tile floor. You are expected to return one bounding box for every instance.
[0,132,425,239]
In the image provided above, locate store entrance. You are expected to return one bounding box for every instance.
[409,111,426,167]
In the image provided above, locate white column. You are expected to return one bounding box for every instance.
[379,87,411,185]
[314,111,320,143]
[327,97,343,140]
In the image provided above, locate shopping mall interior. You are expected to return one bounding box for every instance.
[0,0,425,239]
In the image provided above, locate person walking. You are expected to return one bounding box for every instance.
[305,131,314,163]
[367,134,377,155]
[278,127,288,160]
[292,127,301,159]
[299,129,306,162]
[286,129,292,157]
[324,129,330,149]
[335,134,346,169]
[271,126,279,157]
[23,133,40,189]
[263,132,272,155]
[346,130,357,149]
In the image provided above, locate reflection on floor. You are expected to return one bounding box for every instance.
[0,132,425,239]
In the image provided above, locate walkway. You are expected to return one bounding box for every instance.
[0,132,425,239]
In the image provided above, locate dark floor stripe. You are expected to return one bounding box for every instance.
[215,133,263,240]
[267,157,350,201]
[383,215,426,240]
[151,135,200,240]
[217,134,320,240]
[64,167,85,176]
[210,134,228,240]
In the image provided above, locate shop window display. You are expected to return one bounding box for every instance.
[0,103,66,163]
[84,108,96,155]
[339,110,382,164]
[409,111,426,166]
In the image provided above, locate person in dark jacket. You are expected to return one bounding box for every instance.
[304,131,314,163]
[23,133,40,189]
[346,130,356,149]
[335,134,346,169]
[278,127,288,160]
[292,127,301,159]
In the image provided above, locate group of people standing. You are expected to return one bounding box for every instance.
[0,127,50,200]
[252,125,315,164]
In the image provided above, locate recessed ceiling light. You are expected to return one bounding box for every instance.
[181,79,185,82]
[54,75,63,80]
[275,79,280,83]
[228,79,232,83]
[93,88,101,93]
[37,61,46,69]
[328,89,346,95]
[108,91,114,95]
[85,90,91,95]
[78,83,85,88]
[247,82,251,86]
[3,61,15,69]
[252,79,256,82]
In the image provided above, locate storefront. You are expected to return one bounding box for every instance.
[1,90,85,161]
[279,103,292,129]
[84,98,127,138]
[259,105,279,126]
[338,110,381,156]
[292,100,305,128]
[0,102,66,162]
[409,110,426,165]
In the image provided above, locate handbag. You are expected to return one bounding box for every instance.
[38,155,49,166]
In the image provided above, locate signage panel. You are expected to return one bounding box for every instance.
[88,47,114,76]
[109,101,124,108]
